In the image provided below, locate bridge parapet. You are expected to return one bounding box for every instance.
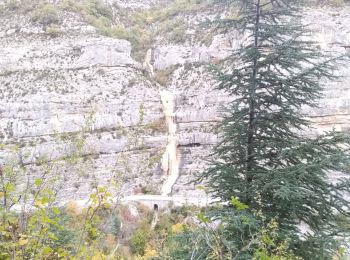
[122,195,216,210]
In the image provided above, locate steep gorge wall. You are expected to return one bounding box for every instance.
[0,0,349,202]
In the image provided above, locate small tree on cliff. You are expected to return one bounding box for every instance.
[202,0,350,258]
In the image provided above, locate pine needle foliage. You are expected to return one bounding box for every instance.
[202,0,350,257]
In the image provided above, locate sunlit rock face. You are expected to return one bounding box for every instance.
[0,0,349,202]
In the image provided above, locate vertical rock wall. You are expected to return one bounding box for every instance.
[0,1,349,202]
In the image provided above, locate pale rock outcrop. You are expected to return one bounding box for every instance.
[0,2,350,201]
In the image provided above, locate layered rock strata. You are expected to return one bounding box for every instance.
[0,1,349,201]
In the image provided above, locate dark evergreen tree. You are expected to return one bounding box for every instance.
[202,0,350,258]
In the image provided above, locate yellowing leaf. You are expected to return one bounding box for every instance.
[338,247,345,256]
[98,187,107,193]
[231,197,249,210]
[48,233,58,241]
[171,223,184,234]
[197,213,209,223]
[52,207,61,215]
[262,234,274,246]
[34,178,43,186]
[196,185,208,193]
[18,238,28,246]
[143,244,157,258]
[41,196,49,204]
[3,165,13,175]
[91,252,106,260]
[42,246,53,255]
[4,183,15,193]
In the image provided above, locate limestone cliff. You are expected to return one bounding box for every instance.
[0,0,349,201]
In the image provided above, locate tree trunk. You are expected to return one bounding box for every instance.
[245,0,261,204]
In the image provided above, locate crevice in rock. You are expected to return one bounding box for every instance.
[178,143,201,148]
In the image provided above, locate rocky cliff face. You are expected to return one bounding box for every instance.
[0,0,349,202]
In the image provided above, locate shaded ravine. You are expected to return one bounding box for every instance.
[159,89,180,196]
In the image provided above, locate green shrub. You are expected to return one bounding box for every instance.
[163,230,200,259]
[170,23,187,43]
[111,214,122,236]
[31,3,60,26]
[60,0,84,12]
[86,0,113,20]
[146,117,167,133]
[61,0,113,24]
[46,25,61,37]
[140,184,158,194]
[129,224,151,255]
[153,66,178,86]
[48,211,78,252]
[6,0,21,11]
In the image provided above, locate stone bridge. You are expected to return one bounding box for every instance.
[121,195,215,210]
